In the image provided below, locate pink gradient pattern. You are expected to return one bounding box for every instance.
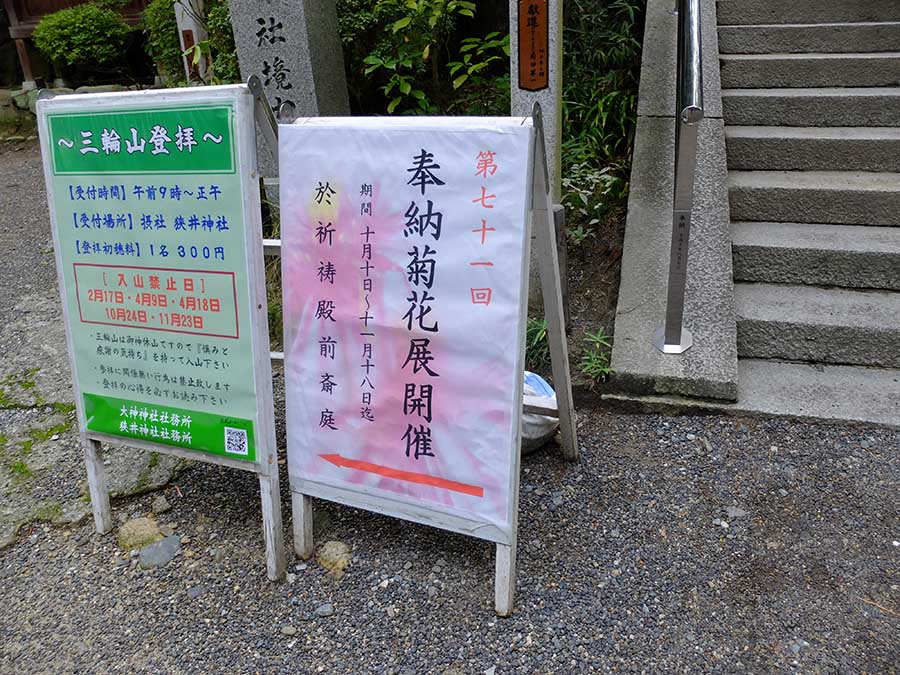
[280,121,533,536]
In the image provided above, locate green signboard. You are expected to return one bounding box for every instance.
[47,105,236,175]
[42,93,263,463]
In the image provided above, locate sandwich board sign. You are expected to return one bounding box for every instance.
[279,109,577,614]
[36,85,285,580]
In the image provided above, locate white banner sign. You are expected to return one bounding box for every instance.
[281,118,534,542]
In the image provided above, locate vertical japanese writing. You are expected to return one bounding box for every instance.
[359,182,376,422]
[255,13,295,110]
[280,122,537,521]
[470,150,499,306]
[315,181,338,431]
[518,0,549,92]
[526,3,545,83]
[401,149,444,460]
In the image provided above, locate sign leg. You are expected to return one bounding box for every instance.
[292,491,315,560]
[83,437,112,533]
[534,199,579,461]
[553,205,570,333]
[258,467,286,581]
[495,542,517,616]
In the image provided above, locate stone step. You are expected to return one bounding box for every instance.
[734,359,900,427]
[732,222,900,290]
[725,126,900,172]
[718,22,900,55]
[728,171,900,226]
[717,0,900,26]
[604,359,900,428]
[722,87,900,126]
[720,52,900,89]
[735,282,900,368]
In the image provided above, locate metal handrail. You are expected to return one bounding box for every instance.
[654,0,703,354]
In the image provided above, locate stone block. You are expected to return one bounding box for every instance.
[722,87,900,128]
[717,0,900,25]
[229,0,350,176]
[732,222,900,290]
[610,115,738,400]
[718,21,900,55]
[735,283,900,368]
[139,534,182,570]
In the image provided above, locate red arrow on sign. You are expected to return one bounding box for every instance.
[319,453,484,498]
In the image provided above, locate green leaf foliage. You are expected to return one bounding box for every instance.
[561,0,644,241]
[141,0,186,84]
[205,0,240,84]
[525,318,551,374]
[33,2,132,69]
[579,328,614,384]
[140,0,238,86]
[337,0,508,116]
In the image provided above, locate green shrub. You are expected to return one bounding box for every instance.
[141,0,238,86]
[205,0,240,84]
[561,161,627,246]
[142,0,186,84]
[33,2,131,70]
[562,0,644,230]
[340,0,508,115]
[337,0,404,111]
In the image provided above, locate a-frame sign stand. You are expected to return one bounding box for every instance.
[289,102,578,617]
[39,85,286,583]
[493,102,579,615]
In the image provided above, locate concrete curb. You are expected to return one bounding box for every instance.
[610,0,738,401]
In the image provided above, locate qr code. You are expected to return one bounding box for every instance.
[224,427,248,456]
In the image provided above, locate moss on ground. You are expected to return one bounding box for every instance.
[31,501,62,522]
[26,420,72,444]
[10,460,32,478]
[0,368,46,408]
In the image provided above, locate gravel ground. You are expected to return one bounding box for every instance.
[1,142,898,674]
[0,141,57,318]
[1,406,898,673]
[0,142,181,546]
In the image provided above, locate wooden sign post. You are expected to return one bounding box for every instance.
[279,104,576,615]
[36,85,285,580]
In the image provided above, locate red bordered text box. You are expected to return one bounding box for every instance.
[73,263,240,339]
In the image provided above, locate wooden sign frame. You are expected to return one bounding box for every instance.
[280,103,577,615]
[36,85,285,581]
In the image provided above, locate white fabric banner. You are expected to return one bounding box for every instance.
[281,118,533,540]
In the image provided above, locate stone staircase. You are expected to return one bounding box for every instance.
[717,1,900,389]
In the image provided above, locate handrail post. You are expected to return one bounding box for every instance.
[654,0,703,355]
